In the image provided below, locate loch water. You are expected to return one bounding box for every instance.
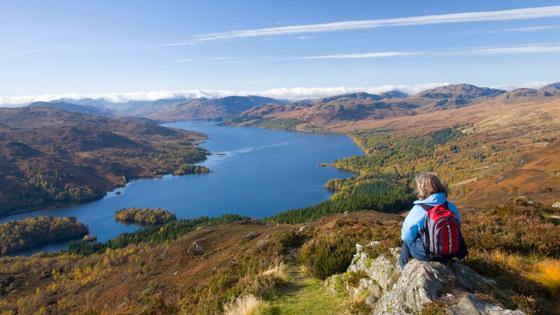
[1,121,362,254]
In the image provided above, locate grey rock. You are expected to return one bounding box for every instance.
[255,238,270,251]
[188,240,205,256]
[328,242,525,315]
[245,232,260,239]
[298,224,310,233]
[450,294,525,315]
[373,260,454,314]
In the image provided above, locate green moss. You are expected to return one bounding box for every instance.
[419,301,448,315]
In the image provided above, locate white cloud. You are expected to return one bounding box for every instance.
[299,51,427,59]
[253,83,450,100]
[2,81,556,107]
[493,81,551,91]
[0,84,449,106]
[468,44,560,55]
[167,6,560,45]
[294,43,560,60]
[475,25,560,33]
[176,58,195,62]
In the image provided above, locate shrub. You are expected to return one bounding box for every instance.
[300,236,356,279]
[271,231,306,254]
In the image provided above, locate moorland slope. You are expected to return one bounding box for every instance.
[0,107,207,216]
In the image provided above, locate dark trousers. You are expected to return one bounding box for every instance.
[399,237,429,270]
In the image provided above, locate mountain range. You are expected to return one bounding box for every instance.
[19,83,560,131]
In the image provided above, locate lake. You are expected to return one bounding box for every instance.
[1,121,362,254]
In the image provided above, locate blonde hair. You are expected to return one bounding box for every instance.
[415,172,448,199]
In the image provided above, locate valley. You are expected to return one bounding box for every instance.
[4,2,560,314]
[0,120,360,254]
[1,82,559,314]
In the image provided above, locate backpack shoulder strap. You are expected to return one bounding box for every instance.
[419,202,449,211]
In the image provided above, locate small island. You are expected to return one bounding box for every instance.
[115,208,177,225]
[0,216,88,255]
[174,164,210,176]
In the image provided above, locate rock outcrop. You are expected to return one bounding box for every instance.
[326,242,525,315]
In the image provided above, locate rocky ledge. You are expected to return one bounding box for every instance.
[326,242,525,315]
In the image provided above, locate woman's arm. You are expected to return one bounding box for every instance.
[401,206,426,242]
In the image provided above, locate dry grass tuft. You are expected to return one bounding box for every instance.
[223,294,266,315]
[529,260,560,296]
[260,262,287,281]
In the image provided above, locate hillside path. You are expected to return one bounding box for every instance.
[262,265,346,315]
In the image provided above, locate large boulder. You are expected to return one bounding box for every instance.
[326,242,525,315]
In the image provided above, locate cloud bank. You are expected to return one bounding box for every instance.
[167,5,560,45]
[1,81,553,107]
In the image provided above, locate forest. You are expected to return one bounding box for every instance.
[0,216,88,255]
[115,208,177,225]
[268,173,414,224]
[0,107,209,216]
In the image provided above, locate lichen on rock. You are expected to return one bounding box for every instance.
[326,242,525,315]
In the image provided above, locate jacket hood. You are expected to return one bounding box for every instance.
[413,192,447,206]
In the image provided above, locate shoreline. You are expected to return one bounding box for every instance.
[0,155,210,220]
[1,123,366,220]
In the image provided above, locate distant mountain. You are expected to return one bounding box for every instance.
[46,97,192,116]
[230,91,419,129]
[227,84,534,130]
[540,82,560,95]
[0,107,207,215]
[112,98,191,117]
[319,92,383,103]
[379,90,409,99]
[413,84,506,108]
[148,95,284,121]
[27,101,112,116]
[500,88,549,100]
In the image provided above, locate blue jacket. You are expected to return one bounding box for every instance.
[401,193,460,243]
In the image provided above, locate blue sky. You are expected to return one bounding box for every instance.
[1,0,560,102]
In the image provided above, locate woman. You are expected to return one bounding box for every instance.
[399,172,463,271]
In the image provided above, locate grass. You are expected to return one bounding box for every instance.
[224,294,268,315]
[529,260,560,296]
[261,265,346,315]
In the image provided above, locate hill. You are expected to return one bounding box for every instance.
[228,83,559,132]
[148,95,284,121]
[412,83,505,109]
[1,201,558,314]
[541,82,560,96]
[0,107,207,216]
[228,92,419,130]
[27,101,112,116]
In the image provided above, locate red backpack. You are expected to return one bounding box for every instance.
[419,202,466,260]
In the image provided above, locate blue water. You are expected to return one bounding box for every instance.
[1,121,362,254]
